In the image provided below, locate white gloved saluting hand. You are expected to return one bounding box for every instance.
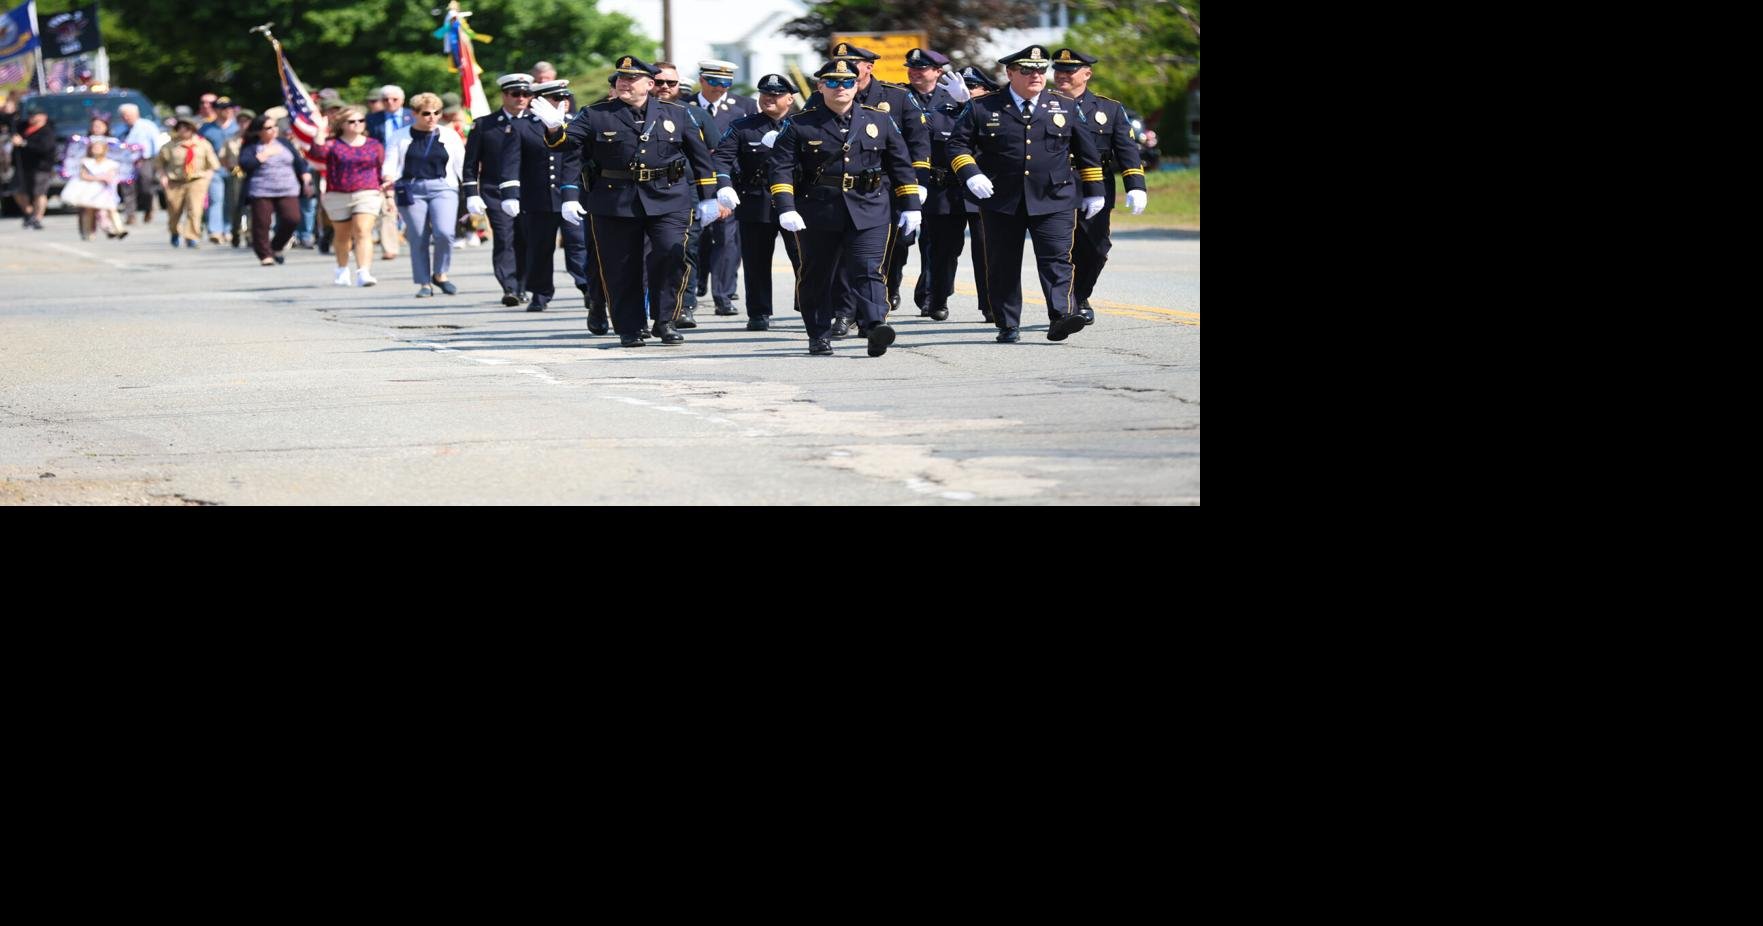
[937,72,970,103]
[1125,189,1148,216]
[467,196,487,217]
[529,97,565,129]
[966,174,994,199]
[778,211,807,232]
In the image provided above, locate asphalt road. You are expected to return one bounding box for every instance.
[1,212,1199,505]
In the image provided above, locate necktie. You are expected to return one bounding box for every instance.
[1021,99,1033,119]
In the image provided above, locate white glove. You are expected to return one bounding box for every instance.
[897,210,921,237]
[562,201,586,226]
[529,97,565,129]
[966,173,994,199]
[466,195,486,216]
[1125,189,1148,215]
[501,198,521,218]
[778,211,806,232]
[937,72,970,103]
[1082,196,1106,219]
[761,130,779,148]
[695,200,721,226]
[716,186,741,210]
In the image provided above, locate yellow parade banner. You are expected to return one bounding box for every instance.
[830,31,928,85]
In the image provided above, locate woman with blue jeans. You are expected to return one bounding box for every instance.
[382,93,465,297]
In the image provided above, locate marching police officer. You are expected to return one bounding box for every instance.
[805,43,930,337]
[499,79,593,316]
[713,73,803,332]
[463,73,534,306]
[770,59,923,357]
[899,47,975,322]
[947,45,1105,343]
[946,66,1001,322]
[652,62,714,330]
[1051,47,1149,323]
[692,59,759,319]
[534,55,721,347]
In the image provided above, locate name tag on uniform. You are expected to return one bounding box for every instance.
[747,141,762,147]
[602,131,619,137]
[807,140,823,146]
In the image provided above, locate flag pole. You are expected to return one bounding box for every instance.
[29,1,47,92]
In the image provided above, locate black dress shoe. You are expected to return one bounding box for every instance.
[829,316,853,339]
[655,321,684,344]
[527,296,549,312]
[620,334,645,347]
[888,290,901,312]
[981,308,995,324]
[866,323,896,357]
[1048,313,1089,341]
[928,305,949,321]
[809,338,834,356]
[714,303,738,316]
[746,316,770,331]
[1078,299,1095,323]
[586,297,609,335]
[997,327,1020,343]
[676,307,698,329]
[503,291,521,306]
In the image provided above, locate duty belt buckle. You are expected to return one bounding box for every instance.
[636,166,656,182]
[841,174,856,191]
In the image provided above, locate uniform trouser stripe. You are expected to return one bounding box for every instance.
[593,211,691,335]
[1072,205,1113,303]
[740,220,802,317]
[801,221,890,339]
[978,206,1077,331]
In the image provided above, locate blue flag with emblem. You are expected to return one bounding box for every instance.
[0,1,42,60]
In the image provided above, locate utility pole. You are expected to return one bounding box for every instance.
[662,0,673,62]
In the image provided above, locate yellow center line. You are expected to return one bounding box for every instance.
[951,285,1199,326]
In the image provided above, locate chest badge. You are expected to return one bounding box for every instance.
[1096,111,1108,125]
[1053,113,1066,128]
[664,120,676,133]
[866,123,879,138]
[877,101,890,112]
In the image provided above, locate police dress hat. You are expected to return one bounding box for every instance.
[532,79,571,97]
[998,45,1053,70]
[959,66,1001,91]
[612,55,661,77]
[755,73,798,95]
[497,73,534,93]
[830,42,879,62]
[698,59,738,79]
[904,47,950,69]
[815,59,861,82]
[1050,48,1098,70]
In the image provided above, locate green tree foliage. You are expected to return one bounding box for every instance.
[1062,1,1199,140]
[31,0,654,115]
[781,0,1043,65]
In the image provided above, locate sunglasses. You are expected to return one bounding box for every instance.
[505,90,533,97]
[704,78,733,87]
[822,78,857,89]
[418,110,442,116]
[1015,66,1049,73]
[654,80,680,87]
[344,118,366,124]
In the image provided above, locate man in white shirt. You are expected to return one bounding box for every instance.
[116,103,164,225]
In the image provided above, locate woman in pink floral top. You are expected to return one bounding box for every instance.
[309,106,387,287]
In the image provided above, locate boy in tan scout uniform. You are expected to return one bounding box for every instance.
[156,118,221,248]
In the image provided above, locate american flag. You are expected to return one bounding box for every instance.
[0,56,27,90]
[270,35,325,175]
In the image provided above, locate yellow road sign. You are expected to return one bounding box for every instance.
[830,31,929,85]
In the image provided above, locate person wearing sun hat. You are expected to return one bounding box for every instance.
[945,44,1106,344]
[767,59,922,358]
[525,54,720,347]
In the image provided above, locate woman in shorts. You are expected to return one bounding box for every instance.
[309,106,386,286]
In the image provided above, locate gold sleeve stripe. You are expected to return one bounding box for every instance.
[951,155,977,170]
[1122,168,1146,177]
[696,178,717,185]
[546,132,568,149]
[912,161,931,169]
[770,184,795,195]
[894,185,923,196]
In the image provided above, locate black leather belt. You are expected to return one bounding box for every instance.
[813,174,860,191]
[601,162,684,183]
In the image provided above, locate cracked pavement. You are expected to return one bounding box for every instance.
[2,215,1198,504]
